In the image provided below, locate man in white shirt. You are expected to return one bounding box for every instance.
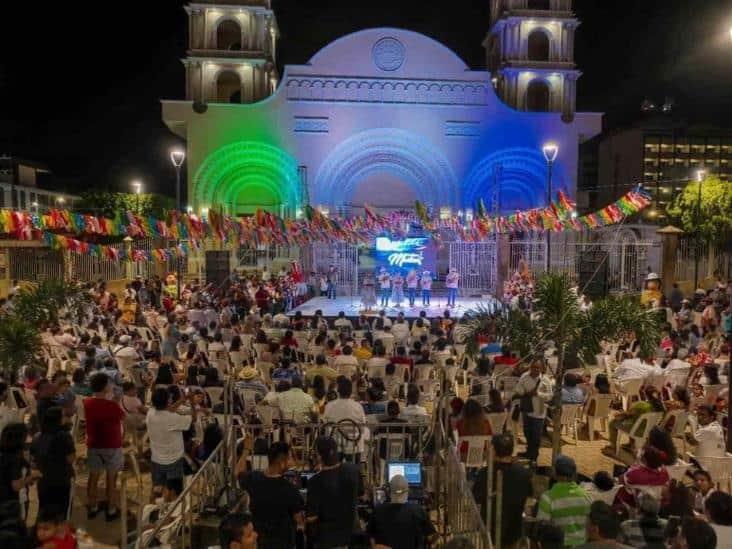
[514,358,554,461]
[334,312,353,331]
[323,378,367,456]
[0,383,21,438]
[146,387,194,494]
[692,405,726,460]
[613,354,656,383]
[400,384,429,422]
[112,334,141,378]
[666,348,691,371]
[333,345,360,379]
[274,377,315,424]
[390,315,410,345]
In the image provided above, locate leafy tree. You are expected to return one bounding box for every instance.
[74,191,175,218]
[0,317,42,381]
[667,176,732,244]
[457,272,662,461]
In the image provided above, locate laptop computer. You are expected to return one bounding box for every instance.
[386,461,424,502]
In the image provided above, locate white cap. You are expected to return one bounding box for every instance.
[119,335,131,344]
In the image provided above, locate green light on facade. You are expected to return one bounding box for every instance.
[193,141,300,215]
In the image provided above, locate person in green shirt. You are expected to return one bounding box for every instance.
[536,455,592,547]
[604,387,665,455]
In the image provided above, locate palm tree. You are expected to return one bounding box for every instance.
[0,316,42,382]
[458,272,662,460]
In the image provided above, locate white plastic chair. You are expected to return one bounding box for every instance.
[457,435,490,468]
[584,393,615,440]
[616,377,644,411]
[559,403,584,445]
[615,412,664,456]
[486,412,508,434]
[667,461,691,482]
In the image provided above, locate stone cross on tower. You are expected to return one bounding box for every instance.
[484,0,580,121]
[183,1,278,105]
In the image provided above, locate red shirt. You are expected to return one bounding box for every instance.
[83,397,125,449]
[494,355,519,367]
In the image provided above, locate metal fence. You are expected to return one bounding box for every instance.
[444,442,493,548]
[509,230,659,294]
[302,242,360,295]
[675,236,731,284]
[8,246,64,282]
[449,240,498,297]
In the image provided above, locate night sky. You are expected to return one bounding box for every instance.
[1,0,731,196]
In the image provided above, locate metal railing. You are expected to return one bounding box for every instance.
[137,440,228,549]
[444,442,493,548]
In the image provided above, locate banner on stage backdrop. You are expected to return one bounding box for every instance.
[372,236,436,273]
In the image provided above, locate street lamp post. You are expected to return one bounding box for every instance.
[131,181,142,214]
[542,143,559,273]
[693,169,705,291]
[170,149,186,300]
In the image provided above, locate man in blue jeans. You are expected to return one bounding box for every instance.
[446,267,460,307]
[514,357,553,461]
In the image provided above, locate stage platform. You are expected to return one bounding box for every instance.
[287,296,500,319]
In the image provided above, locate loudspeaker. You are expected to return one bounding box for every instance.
[205,250,231,287]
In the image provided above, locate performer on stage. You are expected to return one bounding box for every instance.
[406,269,419,307]
[378,268,391,307]
[446,267,460,307]
[361,272,376,312]
[420,271,432,306]
[391,271,405,308]
[327,264,337,300]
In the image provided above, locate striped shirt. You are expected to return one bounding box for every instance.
[536,481,592,547]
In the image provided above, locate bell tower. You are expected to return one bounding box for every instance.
[484,0,580,120]
[183,1,278,104]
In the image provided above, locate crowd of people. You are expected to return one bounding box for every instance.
[0,265,728,548]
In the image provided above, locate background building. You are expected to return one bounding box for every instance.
[163,0,600,217]
[596,115,732,221]
[0,154,78,211]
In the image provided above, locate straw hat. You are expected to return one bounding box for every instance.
[238,366,258,381]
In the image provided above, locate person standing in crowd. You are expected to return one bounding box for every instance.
[367,474,436,549]
[30,406,75,518]
[392,271,405,308]
[146,387,194,498]
[578,501,629,549]
[420,271,432,306]
[306,437,363,548]
[473,434,532,549]
[239,442,304,549]
[691,405,725,460]
[0,423,40,521]
[446,267,460,308]
[361,272,377,312]
[514,357,553,461]
[327,265,337,300]
[378,268,391,308]
[536,455,591,547]
[704,491,732,546]
[668,517,717,549]
[619,493,667,548]
[84,373,125,521]
[406,269,419,307]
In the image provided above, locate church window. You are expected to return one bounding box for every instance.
[216,71,242,103]
[526,79,550,111]
[527,30,550,61]
[217,20,242,51]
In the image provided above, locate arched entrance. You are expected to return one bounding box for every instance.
[313,128,458,211]
[193,141,301,216]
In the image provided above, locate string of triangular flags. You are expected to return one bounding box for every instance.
[0,186,652,250]
[42,232,189,263]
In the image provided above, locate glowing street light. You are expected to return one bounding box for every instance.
[131,180,142,214]
[542,142,559,272]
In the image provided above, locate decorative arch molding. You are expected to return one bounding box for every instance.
[193,142,300,212]
[462,148,566,212]
[313,128,458,209]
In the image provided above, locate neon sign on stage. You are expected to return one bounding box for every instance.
[375,237,428,268]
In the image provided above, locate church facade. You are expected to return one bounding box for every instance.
[162,0,601,219]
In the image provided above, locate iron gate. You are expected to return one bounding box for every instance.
[302,242,359,295]
[448,239,497,296]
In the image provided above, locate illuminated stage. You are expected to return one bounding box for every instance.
[287,296,501,320]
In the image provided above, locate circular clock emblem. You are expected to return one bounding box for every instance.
[372,38,405,72]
